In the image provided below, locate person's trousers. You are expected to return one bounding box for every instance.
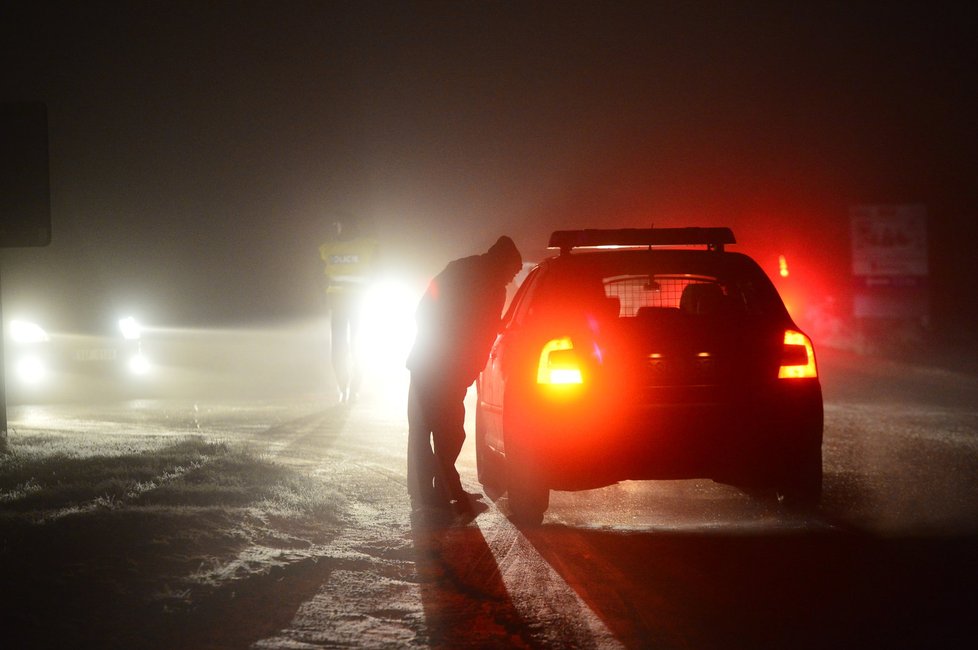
[407,373,468,504]
[329,292,363,397]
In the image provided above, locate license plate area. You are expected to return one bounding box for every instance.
[73,348,118,362]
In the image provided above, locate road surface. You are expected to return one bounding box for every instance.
[6,346,978,648]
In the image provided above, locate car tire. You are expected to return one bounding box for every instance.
[507,457,549,526]
[475,410,505,498]
[502,388,550,525]
[775,444,823,509]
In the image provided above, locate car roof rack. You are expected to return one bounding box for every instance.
[548,227,736,255]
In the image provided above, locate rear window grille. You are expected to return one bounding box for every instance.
[604,276,715,316]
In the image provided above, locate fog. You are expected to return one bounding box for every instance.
[2,2,976,331]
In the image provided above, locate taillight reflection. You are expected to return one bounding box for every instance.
[537,337,583,385]
[778,330,817,379]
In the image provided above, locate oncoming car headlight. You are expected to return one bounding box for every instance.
[118,316,142,340]
[10,319,49,343]
[128,352,151,376]
[16,356,47,385]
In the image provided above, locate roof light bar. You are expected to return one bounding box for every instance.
[548,228,736,254]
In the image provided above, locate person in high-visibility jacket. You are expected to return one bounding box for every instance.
[319,218,379,403]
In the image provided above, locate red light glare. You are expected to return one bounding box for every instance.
[778,330,817,379]
[537,337,583,385]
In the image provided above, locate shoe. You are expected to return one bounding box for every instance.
[410,504,455,527]
[453,498,489,524]
[410,488,451,512]
[451,491,488,520]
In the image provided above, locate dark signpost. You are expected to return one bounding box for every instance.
[1,102,52,437]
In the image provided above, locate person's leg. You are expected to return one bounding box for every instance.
[407,376,439,505]
[330,297,350,399]
[430,383,470,507]
[347,294,363,401]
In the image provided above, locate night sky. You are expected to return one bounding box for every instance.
[2,1,976,329]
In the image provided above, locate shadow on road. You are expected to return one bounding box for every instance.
[410,512,534,648]
[522,524,978,649]
[152,557,336,649]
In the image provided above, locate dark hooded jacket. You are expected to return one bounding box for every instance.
[406,238,520,387]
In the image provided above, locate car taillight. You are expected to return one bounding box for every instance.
[537,337,583,385]
[778,330,817,379]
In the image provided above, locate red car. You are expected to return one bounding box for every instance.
[476,228,823,524]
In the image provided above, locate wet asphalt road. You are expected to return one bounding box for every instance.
[7,346,978,648]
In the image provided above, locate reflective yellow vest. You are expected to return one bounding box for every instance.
[319,237,378,294]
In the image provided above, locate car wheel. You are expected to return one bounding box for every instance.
[475,411,504,498]
[501,389,550,525]
[775,444,823,509]
[507,459,549,526]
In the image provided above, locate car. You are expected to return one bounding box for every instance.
[5,313,152,403]
[475,227,823,525]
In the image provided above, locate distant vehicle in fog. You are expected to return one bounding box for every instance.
[476,228,824,525]
[5,312,152,402]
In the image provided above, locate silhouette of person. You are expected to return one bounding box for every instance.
[406,236,522,515]
[319,217,378,403]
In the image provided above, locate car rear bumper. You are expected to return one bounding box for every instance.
[509,379,823,490]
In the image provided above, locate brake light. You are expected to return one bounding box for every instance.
[779,330,817,379]
[537,337,583,384]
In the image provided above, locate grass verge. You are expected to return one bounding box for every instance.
[0,433,344,648]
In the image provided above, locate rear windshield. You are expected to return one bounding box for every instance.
[521,250,789,322]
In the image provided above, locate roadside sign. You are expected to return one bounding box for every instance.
[850,205,929,321]
[850,204,927,278]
